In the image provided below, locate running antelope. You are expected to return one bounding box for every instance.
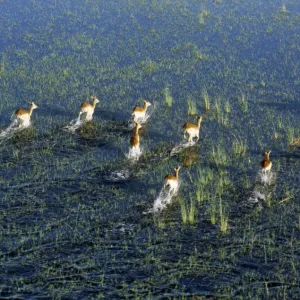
[261,151,272,173]
[15,102,38,127]
[164,167,180,194]
[183,116,202,142]
[132,100,151,123]
[78,96,99,121]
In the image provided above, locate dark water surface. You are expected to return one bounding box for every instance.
[0,0,300,298]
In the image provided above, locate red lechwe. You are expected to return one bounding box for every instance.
[164,167,180,194]
[132,100,151,123]
[78,96,99,121]
[183,116,202,142]
[15,102,38,127]
[261,150,272,173]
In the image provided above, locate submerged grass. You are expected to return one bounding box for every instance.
[0,0,300,298]
[187,97,197,115]
[232,138,247,156]
[202,89,210,112]
[163,88,173,107]
[239,94,248,113]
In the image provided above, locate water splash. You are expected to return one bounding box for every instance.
[260,170,274,185]
[245,170,275,208]
[248,191,266,204]
[0,119,29,140]
[125,147,143,162]
[128,109,154,129]
[110,223,136,235]
[106,168,130,182]
[63,118,85,133]
[144,183,179,214]
[170,140,196,156]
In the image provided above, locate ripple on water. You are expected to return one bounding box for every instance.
[0,119,30,141]
[63,118,85,133]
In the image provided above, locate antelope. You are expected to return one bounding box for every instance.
[164,167,180,194]
[183,116,202,142]
[261,151,272,173]
[132,100,151,123]
[130,122,142,149]
[15,102,38,127]
[78,96,99,121]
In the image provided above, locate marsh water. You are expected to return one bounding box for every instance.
[1,0,300,298]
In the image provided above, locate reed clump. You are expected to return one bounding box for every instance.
[202,89,210,112]
[289,137,300,147]
[232,139,247,156]
[163,88,173,107]
[281,4,287,14]
[187,98,197,115]
[239,94,248,113]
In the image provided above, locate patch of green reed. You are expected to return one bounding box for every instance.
[214,97,221,119]
[198,9,209,26]
[202,89,210,112]
[163,88,173,107]
[239,94,248,113]
[225,101,231,114]
[232,138,247,156]
[187,97,197,115]
[180,196,196,225]
[219,196,228,233]
[209,198,217,225]
[281,4,287,14]
[142,59,158,75]
[287,127,300,147]
[210,145,228,171]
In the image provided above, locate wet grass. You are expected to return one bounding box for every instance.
[0,0,300,298]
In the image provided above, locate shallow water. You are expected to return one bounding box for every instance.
[0,0,300,298]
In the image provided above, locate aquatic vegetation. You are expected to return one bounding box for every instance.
[202,89,210,112]
[232,138,247,156]
[1,0,300,298]
[180,197,196,225]
[287,127,297,146]
[281,4,287,14]
[219,197,228,233]
[163,87,173,107]
[211,145,228,171]
[239,93,248,113]
[198,9,209,26]
[225,100,231,114]
[187,97,197,115]
[289,137,300,147]
[142,59,158,75]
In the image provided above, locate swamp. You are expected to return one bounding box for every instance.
[0,0,300,299]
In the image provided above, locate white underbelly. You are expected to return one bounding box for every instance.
[133,111,145,119]
[187,128,199,136]
[167,179,178,190]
